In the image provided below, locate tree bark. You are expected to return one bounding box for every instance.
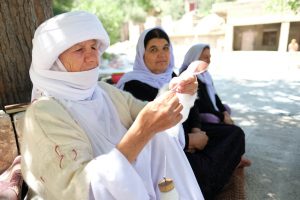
[0,0,53,109]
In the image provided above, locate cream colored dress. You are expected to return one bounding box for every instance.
[21,82,203,200]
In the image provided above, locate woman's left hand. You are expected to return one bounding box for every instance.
[169,75,198,95]
[187,131,208,153]
[223,111,234,125]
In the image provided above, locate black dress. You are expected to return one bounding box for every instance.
[123,78,245,200]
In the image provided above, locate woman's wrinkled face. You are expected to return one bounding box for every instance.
[198,48,211,64]
[144,38,170,74]
[59,39,99,72]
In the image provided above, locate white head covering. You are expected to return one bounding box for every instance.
[116,27,174,89]
[30,11,110,101]
[179,43,219,111]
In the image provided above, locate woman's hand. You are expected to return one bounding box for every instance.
[170,60,208,94]
[117,91,183,163]
[170,60,207,94]
[223,111,234,125]
[137,91,183,135]
[187,130,208,153]
[169,75,198,95]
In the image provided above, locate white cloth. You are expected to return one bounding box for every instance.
[31,11,109,70]
[116,27,174,90]
[58,87,126,154]
[30,60,100,101]
[179,43,219,111]
[56,86,202,200]
[30,11,109,101]
[87,132,203,200]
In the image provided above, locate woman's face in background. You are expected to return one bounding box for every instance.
[198,48,211,65]
[143,38,170,74]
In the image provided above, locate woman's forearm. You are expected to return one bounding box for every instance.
[117,120,154,163]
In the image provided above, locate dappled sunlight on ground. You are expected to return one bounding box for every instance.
[214,79,300,116]
[213,78,300,200]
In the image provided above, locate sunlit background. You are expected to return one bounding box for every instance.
[51,1,300,199]
[53,0,300,80]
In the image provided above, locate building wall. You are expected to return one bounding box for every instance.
[129,12,225,52]
[233,23,281,51]
[170,34,224,51]
[213,0,300,52]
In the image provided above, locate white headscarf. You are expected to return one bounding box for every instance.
[29,11,128,155]
[116,27,175,90]
[179,44,219,111]
[30,11,109,101]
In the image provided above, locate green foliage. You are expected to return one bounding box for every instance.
[197,0,215,15]
[71,0,124,44]
[53,0,74,15]
[121,0,148,22]
[287,0,300,13]
[102,52,117,60]
[266,0,300,13]
[196,0,235,16]
[266,0,290,12]
[151,0,185,20]
[59,0,154,43]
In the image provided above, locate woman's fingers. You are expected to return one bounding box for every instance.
[157,90,176,102]
[169,74,198,94]
[176,75,198,94]
[173,101,183,115]
[138,91,184,135]
[166,91,179,107]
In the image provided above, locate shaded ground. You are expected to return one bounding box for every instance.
[214,78,300,200]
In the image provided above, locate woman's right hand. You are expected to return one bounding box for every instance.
[117,91,183,162]
[136,90,183,136]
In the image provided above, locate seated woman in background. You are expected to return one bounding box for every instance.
[21,11,204,200]
[180,43,235,125]
[116,27,246,200]
[179,43,252,163]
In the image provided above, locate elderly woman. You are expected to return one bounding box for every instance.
[180,43,235,125]
[180,43,252,191]
[21,11,203,200]
[116,28,246,200]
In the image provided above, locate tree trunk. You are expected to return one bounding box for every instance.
[0,0,53,110]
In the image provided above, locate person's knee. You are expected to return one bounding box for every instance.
[231,125,245,140]
[229,125,245,154]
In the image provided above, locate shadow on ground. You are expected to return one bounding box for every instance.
[214,78,300,200]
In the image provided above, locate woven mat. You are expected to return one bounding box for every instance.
[0,112,18,174]
[215,168,245,200]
